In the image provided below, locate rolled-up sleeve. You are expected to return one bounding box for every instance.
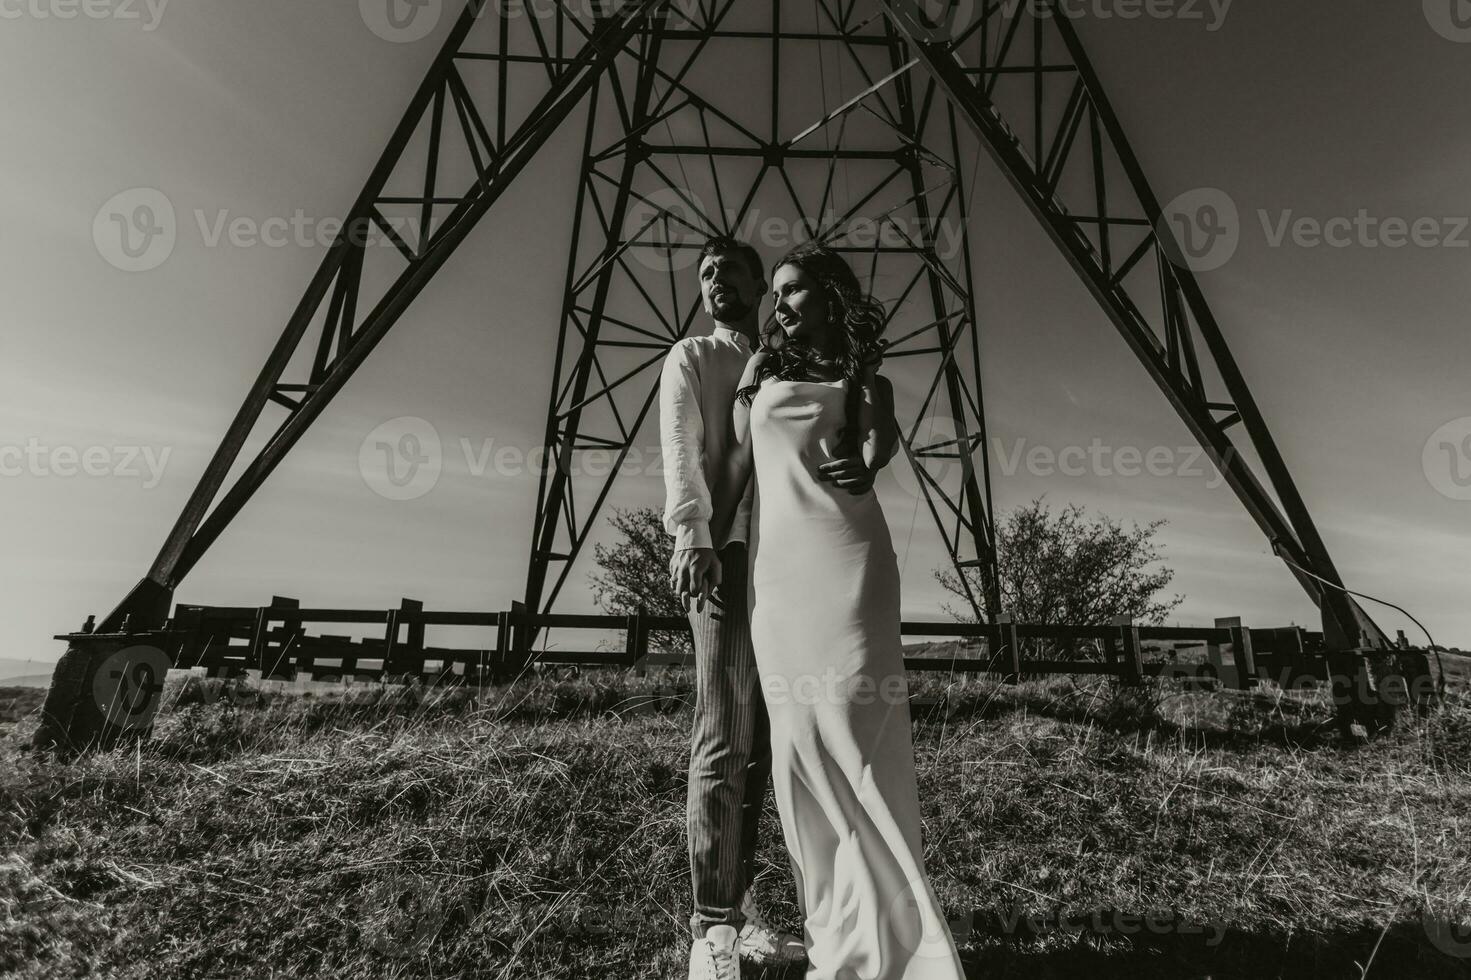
[659,341,712,551]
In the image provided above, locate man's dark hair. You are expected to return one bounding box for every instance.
[698,236,764,286]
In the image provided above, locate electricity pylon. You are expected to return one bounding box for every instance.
[82,0,1387,655]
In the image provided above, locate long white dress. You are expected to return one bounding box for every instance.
[744,376,966,980]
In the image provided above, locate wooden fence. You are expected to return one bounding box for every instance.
[138,598,1329,691]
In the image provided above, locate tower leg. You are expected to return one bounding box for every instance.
[32,628,172,753]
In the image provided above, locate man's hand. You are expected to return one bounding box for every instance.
[669,547,723,613]
[817,456,876,494]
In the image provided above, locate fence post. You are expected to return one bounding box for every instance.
[490,609,514,684]
[253,596,299,680]
[1113,615,1143,686]
[1282,626,1311,688]
[384,598,425,680]
[627,605,648,672]
[997,612,1020,683]
[1229,624,1256,691]
[510,600,529,662]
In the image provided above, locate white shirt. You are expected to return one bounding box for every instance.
[659,323,756,551]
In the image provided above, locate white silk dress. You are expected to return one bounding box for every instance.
[744,375,966,980]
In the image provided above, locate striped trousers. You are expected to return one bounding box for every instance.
[685,540,773,940]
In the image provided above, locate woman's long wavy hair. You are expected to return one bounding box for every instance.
[735,244,888,455]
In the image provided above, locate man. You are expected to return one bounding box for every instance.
[660,236,886,980]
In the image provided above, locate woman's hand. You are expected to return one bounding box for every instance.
[857,370,899,473]
[817,456,876,494]
[857,337,889,373]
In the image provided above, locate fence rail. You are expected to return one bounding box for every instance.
[58,598,1329,691]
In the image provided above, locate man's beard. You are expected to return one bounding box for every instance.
[710,293,753,322]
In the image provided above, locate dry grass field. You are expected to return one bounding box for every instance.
[3,666,1470,979]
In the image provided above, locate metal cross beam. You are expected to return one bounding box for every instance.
[522,1,1003,635]
[878,0,1389,649]
[93,0,668,633]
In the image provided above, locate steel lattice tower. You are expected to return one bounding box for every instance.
[86,0,1389,653]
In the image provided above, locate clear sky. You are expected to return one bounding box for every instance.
[4,0,1468,668]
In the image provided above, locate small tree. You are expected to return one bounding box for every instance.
[588,506,691,656]
[936,497,1184,629]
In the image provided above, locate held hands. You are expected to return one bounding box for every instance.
[668,547,722,613]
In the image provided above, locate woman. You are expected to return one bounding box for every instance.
[708,244,965,979]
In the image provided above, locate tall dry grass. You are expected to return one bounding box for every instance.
[2,669,1469,978]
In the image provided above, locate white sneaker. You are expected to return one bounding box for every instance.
[689,923,741,980]
[738,891,807,967]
